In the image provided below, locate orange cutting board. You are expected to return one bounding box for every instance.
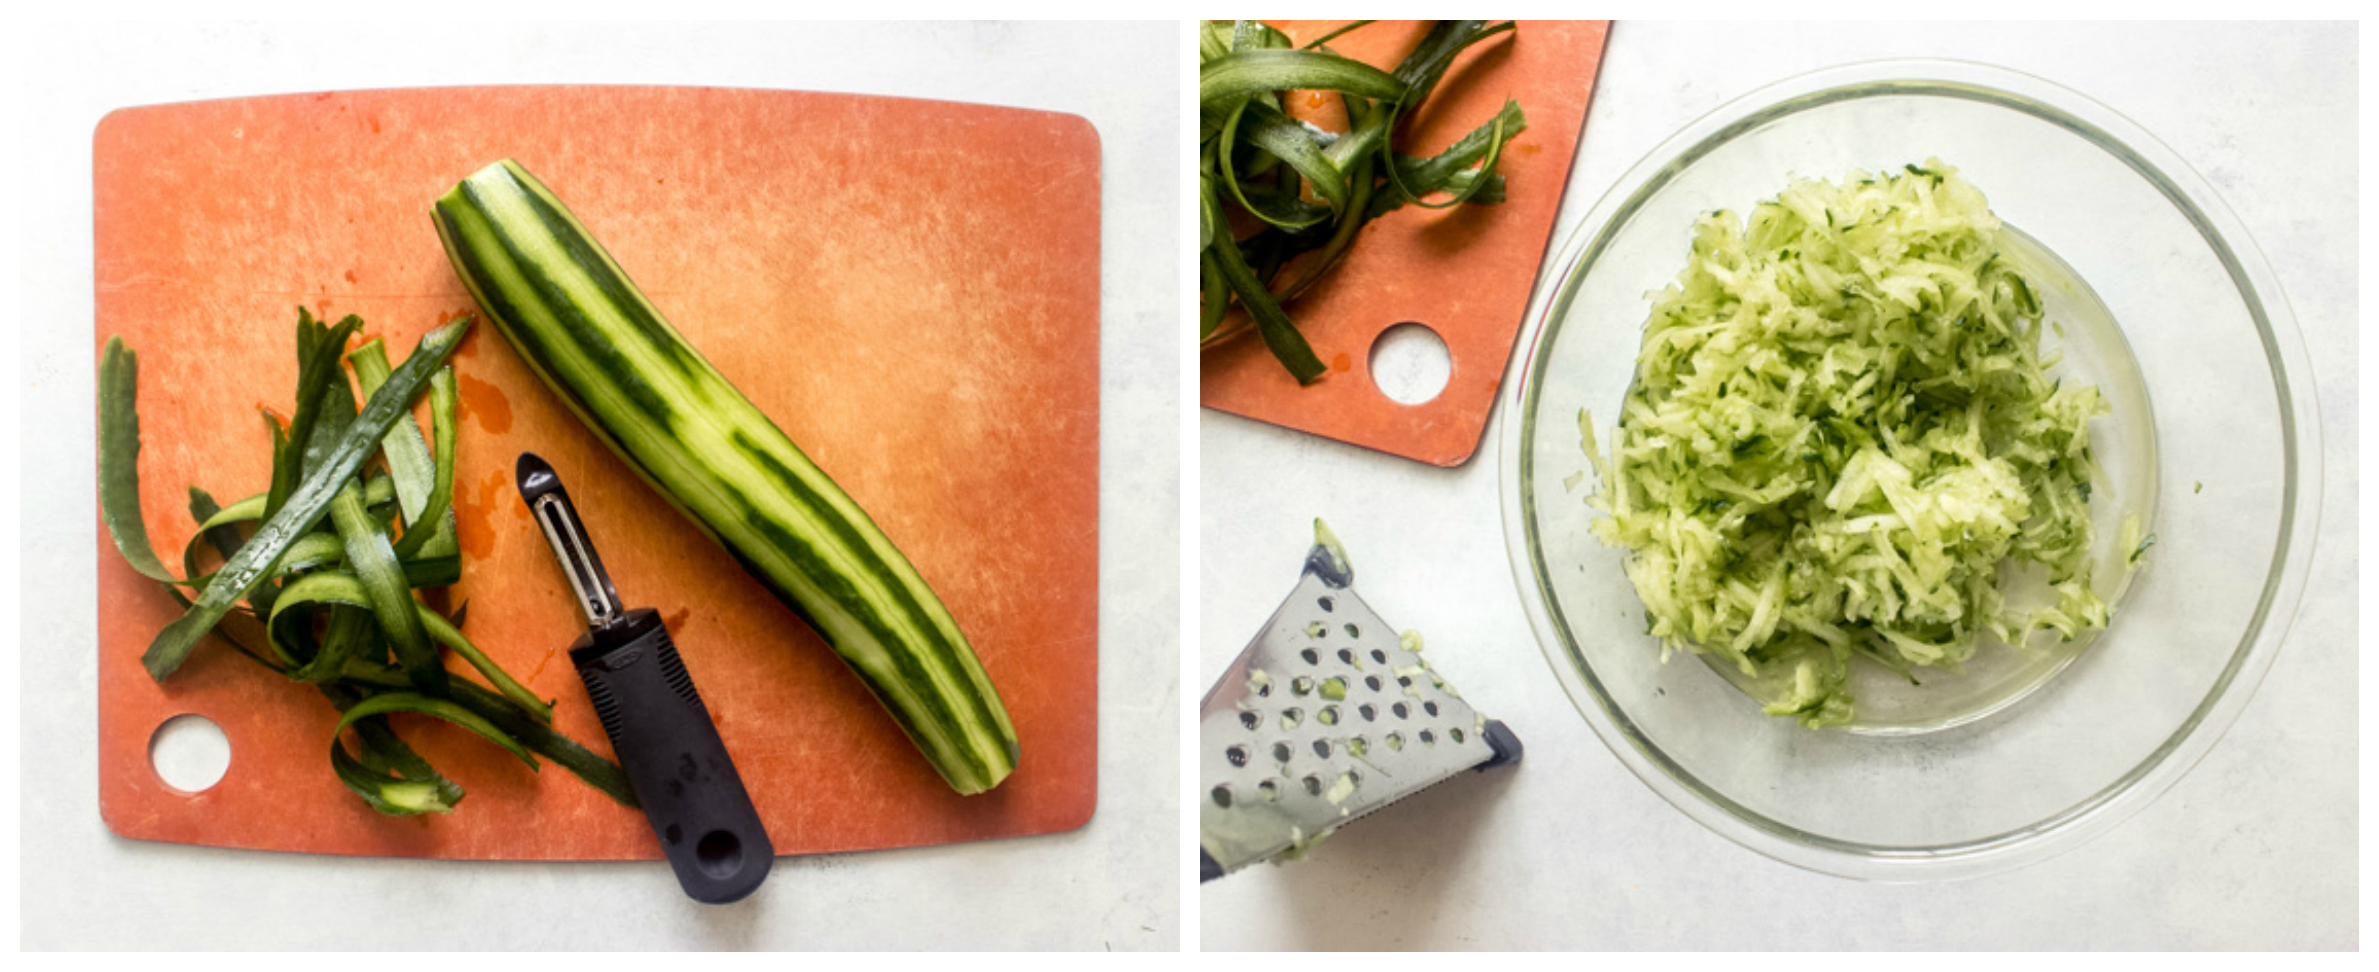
[1200,20,1608,466]
[93,86,1099,859]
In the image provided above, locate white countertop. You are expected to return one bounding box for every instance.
[17,21,1180,950]
[1199,21,2358,949]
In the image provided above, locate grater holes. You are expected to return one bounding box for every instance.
[1258,779,1280,801]
[1349,735,1369,757]
[1386,731,1405,750]
[1364,675,1382,693]
[1272,742,1293,764]
[1225,744,1249,767]
[1211,784,1233,808]
[1397,675,1413,689]
[1300,648,1320,666]
[1280,707,1303,730]
[1424,701,1440,718]
[1319,676,1347,700]
[1303,775,1323,796]
[1311,739,1331,759]
[1318,705,1339,726]
[1420,729,1436,746]
[1357,703,1377,722]
[1292,676,1314,697]
[1450,727,1466,744]
[1337,648,1356,667]
[1239,710,1259,731]
[1317,596,1335,613]
[1392,702,1409,720]
[1344,623,1361,639]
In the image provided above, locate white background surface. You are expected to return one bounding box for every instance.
[16,21,1180,949]
[1200,21,2358,949]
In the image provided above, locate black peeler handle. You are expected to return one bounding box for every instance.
[573,608,773,904]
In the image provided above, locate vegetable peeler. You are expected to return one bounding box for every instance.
[517,452,773,904]
[1198,521,1521,881]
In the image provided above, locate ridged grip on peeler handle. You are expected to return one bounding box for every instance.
[573,608,773,904]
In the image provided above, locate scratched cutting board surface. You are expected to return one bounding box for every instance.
[93,86,1100,860]
[1201,20,1608,466]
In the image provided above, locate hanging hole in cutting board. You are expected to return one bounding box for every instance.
[149,713,230,793]
[1370,322,1451,405]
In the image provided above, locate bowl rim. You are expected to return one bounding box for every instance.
[1497,57,2323,882]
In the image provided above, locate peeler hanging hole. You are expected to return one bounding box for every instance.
[1369,321,1452,405]
[149,713,230,794]
[694,829,744,879]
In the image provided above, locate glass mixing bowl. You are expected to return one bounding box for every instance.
[1500,60,2321,881]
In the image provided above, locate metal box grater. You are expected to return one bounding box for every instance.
[1199,523,1520,880]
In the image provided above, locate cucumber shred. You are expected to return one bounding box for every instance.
[1580,161,2113,727]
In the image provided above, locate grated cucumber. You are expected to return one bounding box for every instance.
[1580,161,2114,727]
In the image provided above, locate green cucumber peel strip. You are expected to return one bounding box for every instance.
[393,369,458,561]
[183,487,246,582]
[1221,102,1347,231]
[97,338,180,585]
[328,690,536,815]
[420,607,553,724]
[325,684,466,814]
[1375,99,1526,214]
[1202,175,1326,384]
[337,660,635,808]
[267,571,549,722]
[351,342,460,561]
[265,310,365,523]
[334,690,538,770]
[329,481,446,696]
[311,362,445,693]
[139,317,470,682]
[1384,110,1508,212]
[1200,48,1404,116]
